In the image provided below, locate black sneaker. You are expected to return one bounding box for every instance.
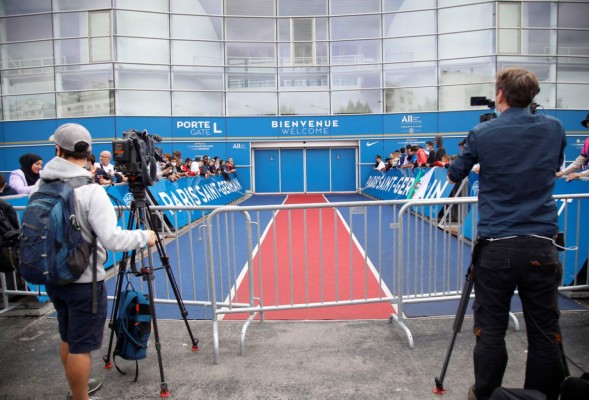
[468,384,477,400]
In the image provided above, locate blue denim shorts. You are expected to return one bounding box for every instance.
[46,281,107,354]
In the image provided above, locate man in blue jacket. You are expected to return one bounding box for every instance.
[448,67,567,400]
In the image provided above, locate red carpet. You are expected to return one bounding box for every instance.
[224,194,395,320]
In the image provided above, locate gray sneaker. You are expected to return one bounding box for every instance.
[66,377,103,399]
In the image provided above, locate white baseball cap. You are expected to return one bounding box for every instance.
[49,123,92,151]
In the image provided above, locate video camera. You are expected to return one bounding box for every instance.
[112,129,163,188]
[470,96,497,123]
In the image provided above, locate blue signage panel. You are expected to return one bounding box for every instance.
[384,113,438,134]
[148,174,245,227]
[362,167,454,201]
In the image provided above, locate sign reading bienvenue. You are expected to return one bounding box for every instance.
[271,118,339,135]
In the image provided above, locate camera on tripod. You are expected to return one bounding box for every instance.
[112,129,164,187]
[470,96,497,123]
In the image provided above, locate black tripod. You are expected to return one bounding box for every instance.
[103,179,199,397]
[433,241,484,395]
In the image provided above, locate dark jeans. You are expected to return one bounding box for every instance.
[472,236,565,400]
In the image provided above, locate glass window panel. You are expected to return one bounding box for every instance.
[226,92,277,116]
[384,36,436,62]
[172,66,224,90]
[0,14,52,42]
[54,12,88,38]
[57,90,113,117]
[539,83,556,109]
[498,3,520,29]
[172,41,224,65]
[384,62,437,87]
[0,0,51,15]
[3,93,56,120]
[115,11,169,38]
[116,38,170,64]
[114,0,169,12]
[116,90,171,116]
[2,67,55,95]
[55,39,90,64]
[439,83,495,111]
[523,2,555,28]
[497,56,557,82]
[438,0,487,7]
[498,29,520,54]
[226,18,275,41]
[56,64,113,91]
[331,15,381,40]
[172,91,224,116]
[226,0,275,16]
[558,3,589,29]
[279,17,328,42]
[439,30,495,59]
[278,0,327,16]
[226,67,276,90]
[115,64,170,90]
[330,0,380,15]
[331,89,381,114]
[557,59,589,83]
[440,3,495,33]
[385,86,437,113]
[556,84,589,109]
[278,43,328,66]
[279,67,329,90]
[171,0,221,15]
[558,31,589,56]
[521,29,556,55]
[279,91,329,115]
[384,0,436,12]
[331,40,381,65]
[331,65,382,89]
[227,43,276,66]
[90,37,112,62]
[90,11,111,36]
[171,15,223,40]
[383,11,436,38]
[1,41,53,69]
[54,0,111,11]
[439,58,495,86]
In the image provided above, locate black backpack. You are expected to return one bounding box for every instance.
[0,199,20,274]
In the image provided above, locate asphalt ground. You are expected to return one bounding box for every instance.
[1,304,588,400]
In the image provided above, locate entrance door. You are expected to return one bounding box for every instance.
[254,146,357,193]
[331,148,356,192]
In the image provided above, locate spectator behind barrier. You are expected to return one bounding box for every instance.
[9,153,43,195]
[556,112,589,182]
[373,155,386,171]
[0,173,18,196]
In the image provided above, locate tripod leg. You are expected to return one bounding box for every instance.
[434,272,474,394]
[145,205,199,351]
[434,240,485,395]
[142,263,169,397]
[103,209,136,369]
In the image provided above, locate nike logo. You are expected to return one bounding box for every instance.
[367,141,379,147]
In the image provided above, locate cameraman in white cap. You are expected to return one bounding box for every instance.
[38,123,156,400]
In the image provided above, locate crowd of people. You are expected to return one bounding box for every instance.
[373,136,450,172]
[0,150,238,197]
[158,151,236,182]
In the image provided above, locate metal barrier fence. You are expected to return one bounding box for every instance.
[2,194,588,366]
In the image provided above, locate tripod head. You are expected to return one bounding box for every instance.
[127,175,149,205]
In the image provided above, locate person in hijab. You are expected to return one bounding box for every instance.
[9,153,43,194]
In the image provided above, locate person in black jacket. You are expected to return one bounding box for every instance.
[0,173,18,197]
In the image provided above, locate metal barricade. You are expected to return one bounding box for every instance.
[2,194,587,366]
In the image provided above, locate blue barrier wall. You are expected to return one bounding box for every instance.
[2,111,588,195]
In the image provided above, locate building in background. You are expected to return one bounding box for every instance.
[1,0,588,193]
